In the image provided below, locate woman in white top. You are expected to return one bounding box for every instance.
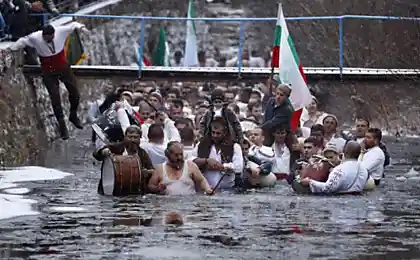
[300,96,328,130]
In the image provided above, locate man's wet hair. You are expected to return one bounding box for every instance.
[147,124,164,141]
[367,128,382,142]
[310,124,325,135]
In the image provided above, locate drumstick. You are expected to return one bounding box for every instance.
[209,172,229,195]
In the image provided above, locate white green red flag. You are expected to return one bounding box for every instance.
[271,3,312,132]
[183,0,199,67]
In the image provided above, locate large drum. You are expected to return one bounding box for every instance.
[101,155,144,196]
[92,105,124,143]
[292,157,334,194]
[92,102,140,143]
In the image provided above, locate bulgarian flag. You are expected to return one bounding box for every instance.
[271,4,312,132]
[64,30,86,65]
[152,26,171,66]
[183,0,199,67]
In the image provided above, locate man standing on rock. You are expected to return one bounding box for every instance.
[9,22,88,139]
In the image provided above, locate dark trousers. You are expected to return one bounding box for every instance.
[42,66,80,121]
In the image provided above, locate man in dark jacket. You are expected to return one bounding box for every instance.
[199,88,244,144]
[259,83,293,157]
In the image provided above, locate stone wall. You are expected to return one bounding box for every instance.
[0,49,111,167]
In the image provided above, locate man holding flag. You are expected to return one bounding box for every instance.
[9,22,88,140]
[259,3,312,158]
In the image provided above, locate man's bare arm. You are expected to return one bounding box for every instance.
[189,161,212,193]
[148,166,162,194]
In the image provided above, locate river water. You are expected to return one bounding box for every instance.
[1,129,420,260]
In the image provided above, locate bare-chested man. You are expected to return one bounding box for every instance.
[148,141,213,195]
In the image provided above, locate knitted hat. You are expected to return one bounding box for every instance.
[323,142,339,154]
[323,114,339,126]
[150,91,163,103]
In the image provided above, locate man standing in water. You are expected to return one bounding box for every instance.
[9,22,88,140]
[148,141,214,195]
[359,128,386,186]
[93,125,155,195]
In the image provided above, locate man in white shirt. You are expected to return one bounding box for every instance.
[192,118,244,190]
[359,128,385,185]
[9,22,88,139]
[300,141,368,195]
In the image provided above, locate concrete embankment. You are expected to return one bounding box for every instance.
[0,0,419,166]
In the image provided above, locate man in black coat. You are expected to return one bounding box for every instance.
[259,83,293,158]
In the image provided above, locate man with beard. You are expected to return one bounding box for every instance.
[193,117,244,190]
[359,128,386,186]
[93,125,155,195]
[148,141,213,195]
[352,118,390,167]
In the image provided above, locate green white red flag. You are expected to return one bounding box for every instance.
[271,3,312,132]
[153,26,171,66]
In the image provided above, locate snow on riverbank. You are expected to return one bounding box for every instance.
[0,166,73,220]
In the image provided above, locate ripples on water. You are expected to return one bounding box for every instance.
[1,132,420,260]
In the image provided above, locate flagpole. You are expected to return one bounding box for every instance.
[269,2,282,93]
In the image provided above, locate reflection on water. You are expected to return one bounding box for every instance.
[1,133,420,259]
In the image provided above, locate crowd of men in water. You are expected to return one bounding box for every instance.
[5,19,390,196]
[88,76,390,196]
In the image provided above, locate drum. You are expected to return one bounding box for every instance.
[299,157,333,182]
[101,155,144,196]
[292,157,334,194]
[92,102,141,143]
[92,105,124,143]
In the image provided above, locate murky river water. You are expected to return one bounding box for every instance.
[1,129,420,259]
